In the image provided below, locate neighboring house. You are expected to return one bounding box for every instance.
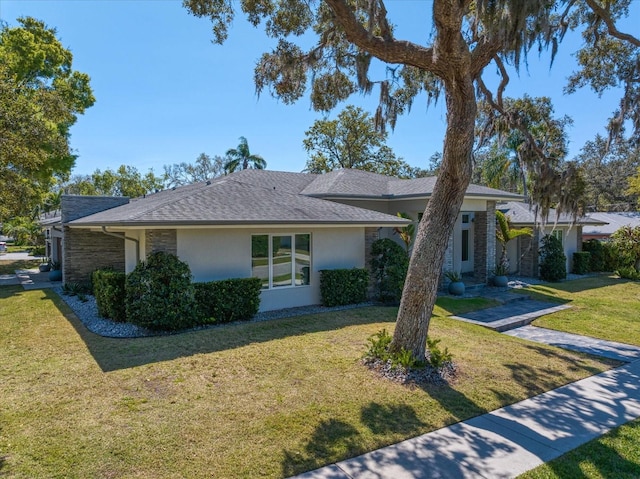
[497,202,606,276]
[45,169,520,311]
[582,212,640,241]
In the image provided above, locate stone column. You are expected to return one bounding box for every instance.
[145,229,177,257]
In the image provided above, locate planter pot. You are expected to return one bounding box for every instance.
[39,264,51,273]
[48,269,62,282]
[448,281,465,296]
[493,275,509,287]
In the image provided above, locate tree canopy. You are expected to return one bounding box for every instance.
[0,17,95,221]
[163,153,225,187]
[63,165,164,198]
[184,0,639,361]
[303,105,423,178]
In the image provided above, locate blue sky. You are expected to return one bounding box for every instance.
[0,0,630,177]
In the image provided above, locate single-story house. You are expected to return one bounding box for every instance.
[582,212,640,241]
[496,202,606,276]
[46,169,521,311]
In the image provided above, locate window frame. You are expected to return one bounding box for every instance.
[251,233,311,290]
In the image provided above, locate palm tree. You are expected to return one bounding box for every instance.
[495,210,532,269]
[224,137,266,173]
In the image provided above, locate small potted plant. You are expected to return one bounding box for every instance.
[445,270,465,296]
[39,257,51,273]
[48,260,62,282]
[492,261,509,287]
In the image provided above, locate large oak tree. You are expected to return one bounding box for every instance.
[184,0,638,360]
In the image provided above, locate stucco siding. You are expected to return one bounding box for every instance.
[175,227,365,312]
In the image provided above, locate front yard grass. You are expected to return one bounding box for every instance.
[523,275,640,345]
[519,418,640,478]
[0,259,40,275]
[0,285,617,478]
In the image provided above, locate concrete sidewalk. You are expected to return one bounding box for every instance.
[294,359,640,479]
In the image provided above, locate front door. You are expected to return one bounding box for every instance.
[453,212,474,274]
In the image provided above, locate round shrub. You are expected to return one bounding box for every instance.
[370,238,409,303]
[539,234,566,282]
[125,251,197,331]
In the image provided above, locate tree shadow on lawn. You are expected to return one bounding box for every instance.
[281,403,430,477]
[539,419,640,479]
[280,342,629,478]
[52,296,398,372]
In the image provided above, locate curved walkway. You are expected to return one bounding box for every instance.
[292,305,640,479]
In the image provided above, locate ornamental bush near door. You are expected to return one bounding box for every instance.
[539,234,566,282]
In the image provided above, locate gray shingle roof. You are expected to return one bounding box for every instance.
[68,169,526,228]
[583,212,640,236]
[499,202,606,226]
[301,168,522,200]
[70,175,409,227]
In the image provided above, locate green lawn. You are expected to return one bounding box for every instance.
[522,275,640,345]
[0,259,40,275]
[519,418,640,478]
[0,285,617,478]
[513,275,640,478]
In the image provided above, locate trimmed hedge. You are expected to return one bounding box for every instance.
[320,268,369,307]
[582,239,605,271]
[125,251,198,331]
[92,269,126,322]
[572,251,591,275]
[194,278,262,324]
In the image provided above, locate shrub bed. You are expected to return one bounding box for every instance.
[539,234,566,282]
[572,251,591,275]
[194,278,262,324]
[582,239,605,272]
[320,268,369,307]
[92,269,127,322]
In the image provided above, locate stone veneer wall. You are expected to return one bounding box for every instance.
[474,201,496,283]
[577,226,583,251]
[60,195,130,284]
[145,229,177,257]
[63,228,125,284]
[364,227,380,298]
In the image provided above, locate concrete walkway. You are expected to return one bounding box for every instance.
[505,325,640,362]
[291,296,640,479]
[294,359,640,479]
[451,299,572,332]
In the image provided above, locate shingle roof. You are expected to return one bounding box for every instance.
[583,212,640,236]
[301,168,522,200]
[68,169,526,228]
[499,202,606,226]
[70,175,409,227]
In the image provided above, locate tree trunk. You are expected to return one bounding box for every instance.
[390,24,476,360]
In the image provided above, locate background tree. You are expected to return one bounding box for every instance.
[303,105,417,178]
[562,1,640,145]
[0,17,94,222]
[62,165,163,197]
[577,135,640,211]
[475,96,573,198]
[224,136,266,173]
[185,0,638,361]
[611,225,640,272]
[163,153,225,187]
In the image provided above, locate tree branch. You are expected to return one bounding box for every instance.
[584,0,640,47]
[324,0,444,76]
